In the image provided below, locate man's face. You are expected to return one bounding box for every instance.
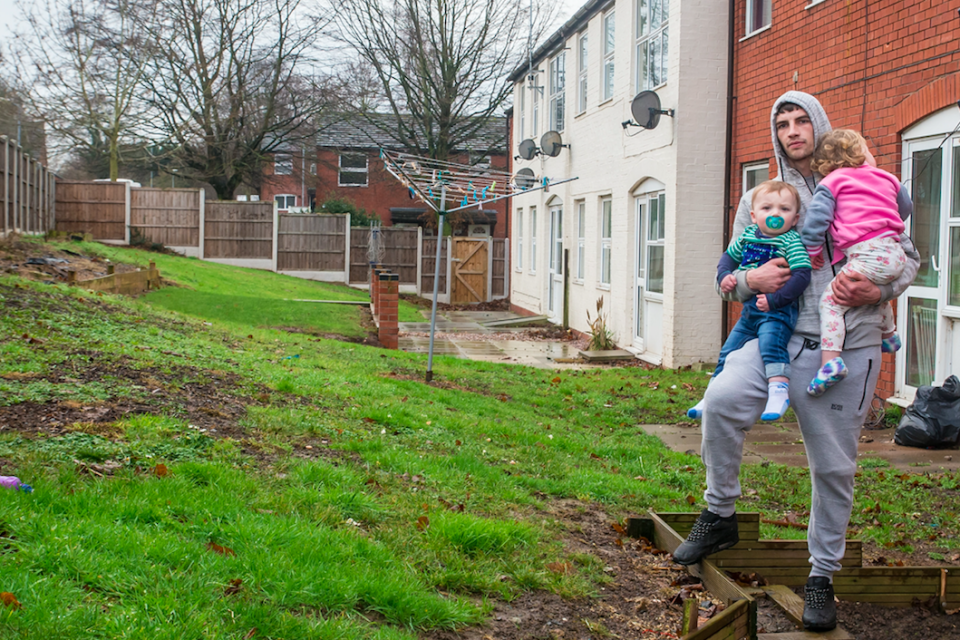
[775,108,815,162]
[751,189,799,237]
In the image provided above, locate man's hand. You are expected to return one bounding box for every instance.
[756,294,770,311]
[833,271,882,307]
[745,258,791,293]
[720,274,737,293]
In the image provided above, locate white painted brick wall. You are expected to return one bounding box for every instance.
[511,0,728,367]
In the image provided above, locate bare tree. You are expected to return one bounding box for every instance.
[138,0,333,200]
[335,0,554,161]
[9,0,154,179]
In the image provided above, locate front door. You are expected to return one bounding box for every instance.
[548,205,564,323]
[897,132,958,396]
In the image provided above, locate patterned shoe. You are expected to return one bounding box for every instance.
[881,333,902,353]
[807,357,848,397]
[802,577,837,632]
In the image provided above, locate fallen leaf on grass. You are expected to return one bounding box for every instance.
[685,495,696,505]
[0,592,21,609]
[224,579,243,596]
[415,516,430,531]
[546,562,572,574]
[243,629,257,640]
[610,522,626,535]
[206,542,236,556]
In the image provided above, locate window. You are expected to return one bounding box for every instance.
[578,34,588,114]
[338,154,368,186]
[549,52,565,132]
[516,208,524,270]
[600,197,612,286]
[746,0,771,36]
[576,201,585,281]
[530,206,537,273]
[637,0,669,90]
[743,162,769,194]
[644,192,666,294]
[275,194,297,210]
[602,12,615,101]
[532,81,540,136]
[519,85,526,140]
[309,163,317,175]
[274,154,292,175]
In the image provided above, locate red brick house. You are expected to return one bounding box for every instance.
[258,115,511,237]
[729,0,960,403]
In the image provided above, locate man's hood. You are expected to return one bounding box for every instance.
[769,91,832,179]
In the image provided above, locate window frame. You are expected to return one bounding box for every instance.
[338,153,369,187]
[274,194,297,210]
[599,197,612,287]
[745,0,772,37]
[549,51,566,132]
[273,154,293,175]
[636,0,669,91]
[602,11,616,102]
[516,208,524,271]
[643,191,666,295]
[530,206,537,274]
[532,80,540,137]
[519,84,526,141]
[576,200,586,283]
[577,33,588,115]
[742,161,770,196]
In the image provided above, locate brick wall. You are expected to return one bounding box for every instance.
[731,1,960,399]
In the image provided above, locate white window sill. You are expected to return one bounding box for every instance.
[598,97,614,107]
[740,24,771,42]
[804,0,827,9]
[597,283,611,291]
[337,184,368,188]
[573,279,584,286]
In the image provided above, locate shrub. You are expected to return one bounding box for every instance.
[585,297,616,351]
[318,196,380,227]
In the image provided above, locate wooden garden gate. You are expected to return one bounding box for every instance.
[451,238,487,304]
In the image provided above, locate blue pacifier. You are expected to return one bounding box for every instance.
[765,215,785,230]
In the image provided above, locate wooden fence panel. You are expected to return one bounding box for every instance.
[204,201,274,259]
[349,227,371,283]
[421,236,448,296]
[277,213,347,271]
[491,238,506,297]
[130,188,200,247]
[381,228,418,284]
[2,137,55,236]
[55,181,126,240]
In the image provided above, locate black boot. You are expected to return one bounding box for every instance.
[672,509,739,565]
[802,577,837,632]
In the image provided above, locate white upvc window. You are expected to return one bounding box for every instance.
[338,154,368,186]
[644,191,666,294]
[549,51,565,132]
[636,0,669,91]
[600,197,612,286]
[602,11,615,102]
[275,194,297,210]
[530,206,537,273]
[516,208,524,270]
[576,200,585,282]
[519,85,526,141]
[743,161,770,195]
[578,33,588,114]
[274,154,292,175]
[746,0,771,37]
[532,80,540,137]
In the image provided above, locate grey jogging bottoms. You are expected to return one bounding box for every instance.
[700,334,880,578]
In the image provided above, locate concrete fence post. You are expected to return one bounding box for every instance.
[198,189,206,259]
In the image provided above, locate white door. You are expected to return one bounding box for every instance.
[633,198,645,350]
[897,132,959,396]
[548,205,564,323]
[637,192,665,359]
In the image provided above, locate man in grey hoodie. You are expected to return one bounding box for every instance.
[672,91,920,632]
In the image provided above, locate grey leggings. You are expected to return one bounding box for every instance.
[701,334,880,577]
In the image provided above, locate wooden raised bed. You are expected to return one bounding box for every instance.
[69,261,161,296]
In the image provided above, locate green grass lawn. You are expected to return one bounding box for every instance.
[1,241,958,639]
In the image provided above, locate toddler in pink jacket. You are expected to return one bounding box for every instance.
[800,129,912,396]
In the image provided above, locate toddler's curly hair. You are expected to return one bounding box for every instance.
[811,129,867,175]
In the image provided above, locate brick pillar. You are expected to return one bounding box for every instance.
[378,273,399,349]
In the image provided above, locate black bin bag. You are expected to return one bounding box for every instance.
[894,375,960,449]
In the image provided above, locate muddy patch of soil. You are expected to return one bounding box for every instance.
[0,236,145,285]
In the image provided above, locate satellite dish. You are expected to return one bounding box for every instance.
[630,90,674,129]
[540,130,566,157]
[517,138,539,160]
[514,168,536,190]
